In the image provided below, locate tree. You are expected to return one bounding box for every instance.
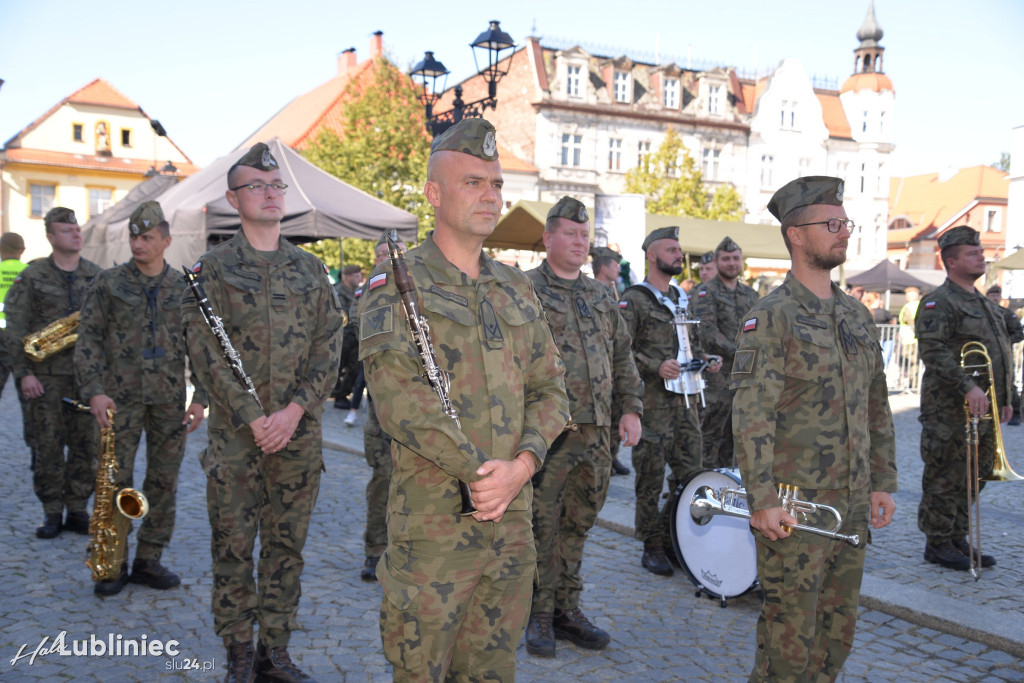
[993,152,1010,173]
[624,127,744,221]
[301,58,433,274]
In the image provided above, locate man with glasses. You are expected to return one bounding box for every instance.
[731,176,897,681]
[182,142,343,683]
[5,207,101,539]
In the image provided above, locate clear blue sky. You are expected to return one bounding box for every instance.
[1,0,1021,175]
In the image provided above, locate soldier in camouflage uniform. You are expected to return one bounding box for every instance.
[690,236,760,469]
[732,176,897,681]
[5,207,101,539]
[182,143,343,683]
[333,263,362,415]
[359,118,569,682]
[75,201,208,596]
[698,250,717,283]
[984,284,1021,423]
[1,232,27,401]
[619,226,721,576]
[916,226,1012,571]
[523,197,643,657]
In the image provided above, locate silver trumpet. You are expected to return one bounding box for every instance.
[690,482,860,546]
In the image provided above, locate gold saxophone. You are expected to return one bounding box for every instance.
[23,311,80,361]
[85,406,149,582]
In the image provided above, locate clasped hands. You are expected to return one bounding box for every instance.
[250,403,304,454]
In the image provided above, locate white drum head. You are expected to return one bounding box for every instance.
[670,469,758,599]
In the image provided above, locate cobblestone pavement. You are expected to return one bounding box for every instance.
[1,381,1022,681]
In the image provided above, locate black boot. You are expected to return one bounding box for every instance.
[952,539,996,568]
[224,642,255,683]
[94,562,130,596]
[553,607,611,650]
[130,558,181,589]
[611,456,630,475]
[360,556,379,582]
[36,513,62,539]
[924,541,970,570]
[63,510,90,534]
[255,643,317,682]
[641,542,673,576]
[525,612,555,657]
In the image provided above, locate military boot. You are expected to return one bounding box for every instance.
[94,562,130,597]
[63,510,90,534]
[224,642,255,683]
[641,541,673,576]
[525,612,555,657]
[611,456,630,475]
[255,643,317,682]
[36,513,62,539]
[553,607,611,650]
[924,541,970,570]
[360,556,379,582]
[130,558,181,589]
[952,539,996,568]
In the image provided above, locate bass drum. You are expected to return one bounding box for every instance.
[668,468,758,605]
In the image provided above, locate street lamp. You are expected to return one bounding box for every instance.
[411,20,516,137]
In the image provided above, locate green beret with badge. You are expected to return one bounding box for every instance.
[767,175,844,222]
[230,141,278,175]
[44,206,77,229]
[548,196,588,224]
[590,246,621,262]
[700,250,715,265]
[128,201,166,236]
[642,226,679,252]
[937,225,980,250]
[716,236,740,254]
[430,118,498,161]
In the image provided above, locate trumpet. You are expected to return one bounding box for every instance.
[690,482,860,546]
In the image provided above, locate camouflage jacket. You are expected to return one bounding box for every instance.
[4,255,101,379]
[358,233,569,515]
[620,280,708,406]
[526,260,642,426]
[730,272,897,512]
[690,275,760,377]
[335,281,356,316]
[181,229,343,434]
[75,261,207,407]
[915,278,1014,418]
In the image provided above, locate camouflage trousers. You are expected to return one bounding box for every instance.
[633,399,702,545]
[700,380,738,469]
[530,424,612,614]
[0,328,10,400]
[27,373,97,515]
[379,510,535,682]
[751,488,869,682]
[918,417,992,544]
[363,404,393,558]
[111,401,188,561]
[201,429,323,648]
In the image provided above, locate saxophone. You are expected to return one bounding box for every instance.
[81,404,150,582]
[23,311,80,361]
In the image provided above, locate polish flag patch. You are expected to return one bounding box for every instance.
[368,273,388,291]
[697,290,707,298]
[619,301,628,309]
[191,261,202,273]
[354,287,363,299]
[743,317,758,332]
[924,301,936,309]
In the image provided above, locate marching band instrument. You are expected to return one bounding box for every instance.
[639,282,707,407]
[24,311,80,361]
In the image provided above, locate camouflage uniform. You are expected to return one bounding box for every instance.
[526,260,643,614]
[359,233,569,682]
[731,272,897,681]
[915,278,1013,546]
[5,255,101,516]
[620,282,705,546]
[690,274,759,468]
[75,261,207,561]
[182,229,343,648]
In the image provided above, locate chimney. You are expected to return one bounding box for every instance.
[337,47,357,76]
[370,30,383,60]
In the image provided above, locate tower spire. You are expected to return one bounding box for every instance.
[853,1,885,74]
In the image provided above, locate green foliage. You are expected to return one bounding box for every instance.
[301,57,434,274]
[299,239,342,276]
[993,152,1010,173]
[624,127,744,221]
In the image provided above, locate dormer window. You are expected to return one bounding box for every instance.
[614,72,630,103]
[708,84,721,115]
[780,101,797,130]
[663,78,679,109]
[567,64,582,98]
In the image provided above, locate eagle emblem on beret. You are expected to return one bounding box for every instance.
[483,131,497,157]
[261,149,276,167]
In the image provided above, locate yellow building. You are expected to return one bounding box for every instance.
[0,79,197,260]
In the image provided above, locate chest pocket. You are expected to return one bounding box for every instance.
[221,266,265,295]
[111,282,143,307]
[489,295,538,350]
[787,321,838,381]
[283,274,319,311]
[958,308,990,339]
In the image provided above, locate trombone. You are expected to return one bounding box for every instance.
[960,341,1024,580]
[690,482,860,546]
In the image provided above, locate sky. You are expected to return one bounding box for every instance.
[1,0,1022,176]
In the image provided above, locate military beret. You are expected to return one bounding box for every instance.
[938,225,980,250]
[0,232,25,251]
[699,251,716,265]
[44,207,77,228]
[716,236,740,253]
[590,246,621,262]
[376,229,399,247]
[128,201,166,236]
[430,118,498,161]
[230,142,278,175]
[548,196,588,224]
[767,175,844,222]
[642,226,679,252]
[342,264,362,275]
[986,284,1002,296]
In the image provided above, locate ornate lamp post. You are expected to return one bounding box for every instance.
[410,20,516,137]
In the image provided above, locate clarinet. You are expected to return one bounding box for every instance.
[386,236,475,515]
[182,267,264,413]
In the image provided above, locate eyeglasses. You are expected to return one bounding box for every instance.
[791,217,856,233]
[229,182,288,195]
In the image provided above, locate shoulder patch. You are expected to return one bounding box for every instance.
[743,317,758,332]
[360,304,394,344]
[619,300,628,309]
[924,301,936,309]
[354,287,363,299]
[733,349,756,375]
[368,273,388,291]
[697,290,707,298]
[192,261,202,273]
[322,262,329,275]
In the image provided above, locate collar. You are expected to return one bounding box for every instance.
[781,271,850,316]
[415,232,506,287]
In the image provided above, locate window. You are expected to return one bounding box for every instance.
[72,123,84,142]
[877,162,885,193]
[663,78,679,108]
[860,163,866,193]
[614,71,630,103]
[702,147,720,180]
[780,101,796,130]
[760,155,774,188]
[120,129,132,147]
[862,111,869,133]
[986,209,1002,233]
[29,183,56,218]
[708,85,721,115]
[879,111,886,134]
[608,138,622,171]
[637,141,651,167]
[561,133,582,167]
[88,187,114,218]
[567,65,582,97]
